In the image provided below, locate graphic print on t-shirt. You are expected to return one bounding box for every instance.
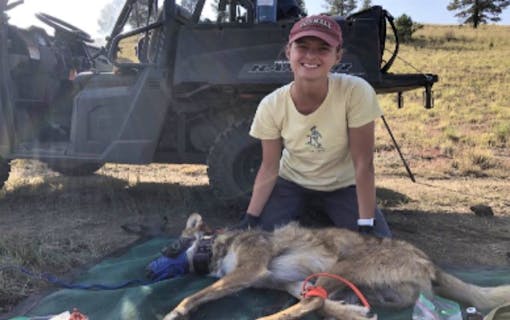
[306,125,324,152]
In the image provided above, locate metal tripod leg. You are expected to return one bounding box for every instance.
[380,115,416,183]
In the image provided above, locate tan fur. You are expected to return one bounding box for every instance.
[163,214,510,320]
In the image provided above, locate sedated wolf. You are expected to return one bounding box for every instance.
[162,213,510,320]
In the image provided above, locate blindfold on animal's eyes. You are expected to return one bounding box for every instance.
[161,237,195,258]
[146,250,190,281]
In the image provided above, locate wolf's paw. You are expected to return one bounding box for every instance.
[322,300,377,320]
[347,305,377,320]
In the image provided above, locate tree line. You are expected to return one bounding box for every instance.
[325,0,509,29]
[98,0,510,34]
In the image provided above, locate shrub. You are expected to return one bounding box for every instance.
[395,14,423,43]
[494,122,510,146]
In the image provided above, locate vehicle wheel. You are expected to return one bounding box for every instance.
[0,158,10,189]
[46,161,103,176]
[207,119,261,204]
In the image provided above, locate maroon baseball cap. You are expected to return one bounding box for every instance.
[288,15,343,48]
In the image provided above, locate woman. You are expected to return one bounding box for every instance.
[237,14,391,237]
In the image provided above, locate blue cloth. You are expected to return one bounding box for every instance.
[146,250,189,281]
[17,238,510,320]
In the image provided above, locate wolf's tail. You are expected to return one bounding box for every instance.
[434,269,510,310]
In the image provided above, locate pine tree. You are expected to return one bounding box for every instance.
[210,0,220,15]
[97,0,124,34]
[447,0,510,28]
[394,14,423,42]
[296,0,308,15]
[181,0,199,12]
[361,0,372,10]
[324,0,358,16]
[347,0,357,14]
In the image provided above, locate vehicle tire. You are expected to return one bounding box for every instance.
[46,161,103,176]
[207,119,261,204]
[0,158,10,189]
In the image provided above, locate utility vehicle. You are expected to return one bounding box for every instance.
[0,0,438,202]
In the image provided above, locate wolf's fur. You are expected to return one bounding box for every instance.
[163,213,510,320]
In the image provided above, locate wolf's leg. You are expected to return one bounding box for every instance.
[255,282,329,320]
[164,242,274,320]
[256,281,332,320]
[163,266,269,320]
[257,278,377,320]
[256,296,324,320]
[256,298,375,320]
[284,281,306,299]
[434,269,510,310]
[257,281,374,320]
[321,300,376,320]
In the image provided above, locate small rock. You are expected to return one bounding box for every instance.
[469,204,494,217]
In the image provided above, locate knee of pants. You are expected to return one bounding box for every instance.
[260,215,294,231]
[259,178,304,230]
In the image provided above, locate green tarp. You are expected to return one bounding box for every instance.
[15,238,510,320]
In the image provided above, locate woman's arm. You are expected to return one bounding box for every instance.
[348,121,376,220]
[246,138,282,216]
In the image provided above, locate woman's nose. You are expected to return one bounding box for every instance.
[305,48,319,57]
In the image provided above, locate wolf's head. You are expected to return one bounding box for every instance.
[146,213,215,280]
[158,213,213,259]
[181,213,213,240]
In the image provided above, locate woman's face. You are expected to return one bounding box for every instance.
[286,36,341,82]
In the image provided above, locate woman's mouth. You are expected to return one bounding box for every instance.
[301,63,320,69]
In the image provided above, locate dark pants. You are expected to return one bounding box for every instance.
[260,177,392,237]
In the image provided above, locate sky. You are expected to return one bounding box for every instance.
[6,0,510,39]
[308,0,510,25]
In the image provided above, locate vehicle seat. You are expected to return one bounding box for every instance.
[73,71,137,90]
[138,5,191,64]
[277,0,303,20]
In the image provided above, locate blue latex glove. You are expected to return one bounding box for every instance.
[146,250,189,281]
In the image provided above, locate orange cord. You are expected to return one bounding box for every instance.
[303,285,328,299]
[301,272,371,309]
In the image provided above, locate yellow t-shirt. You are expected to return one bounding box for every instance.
[249,73,382,191]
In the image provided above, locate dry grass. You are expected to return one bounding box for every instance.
[377,24,510,180]
[0,161,217,314]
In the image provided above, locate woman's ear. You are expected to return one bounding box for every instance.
[336,48,343,63]
[285,43,291,59]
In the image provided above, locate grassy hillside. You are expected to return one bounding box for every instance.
[375,24,510,179]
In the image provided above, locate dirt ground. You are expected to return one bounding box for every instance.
[0,159,509,317]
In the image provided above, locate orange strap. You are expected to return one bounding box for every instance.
[301,272,371,309]
[303,285,328,299]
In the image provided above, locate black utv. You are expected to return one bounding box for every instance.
[0,0,438,203]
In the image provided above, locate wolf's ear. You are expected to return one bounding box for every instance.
[186,212,203,229]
